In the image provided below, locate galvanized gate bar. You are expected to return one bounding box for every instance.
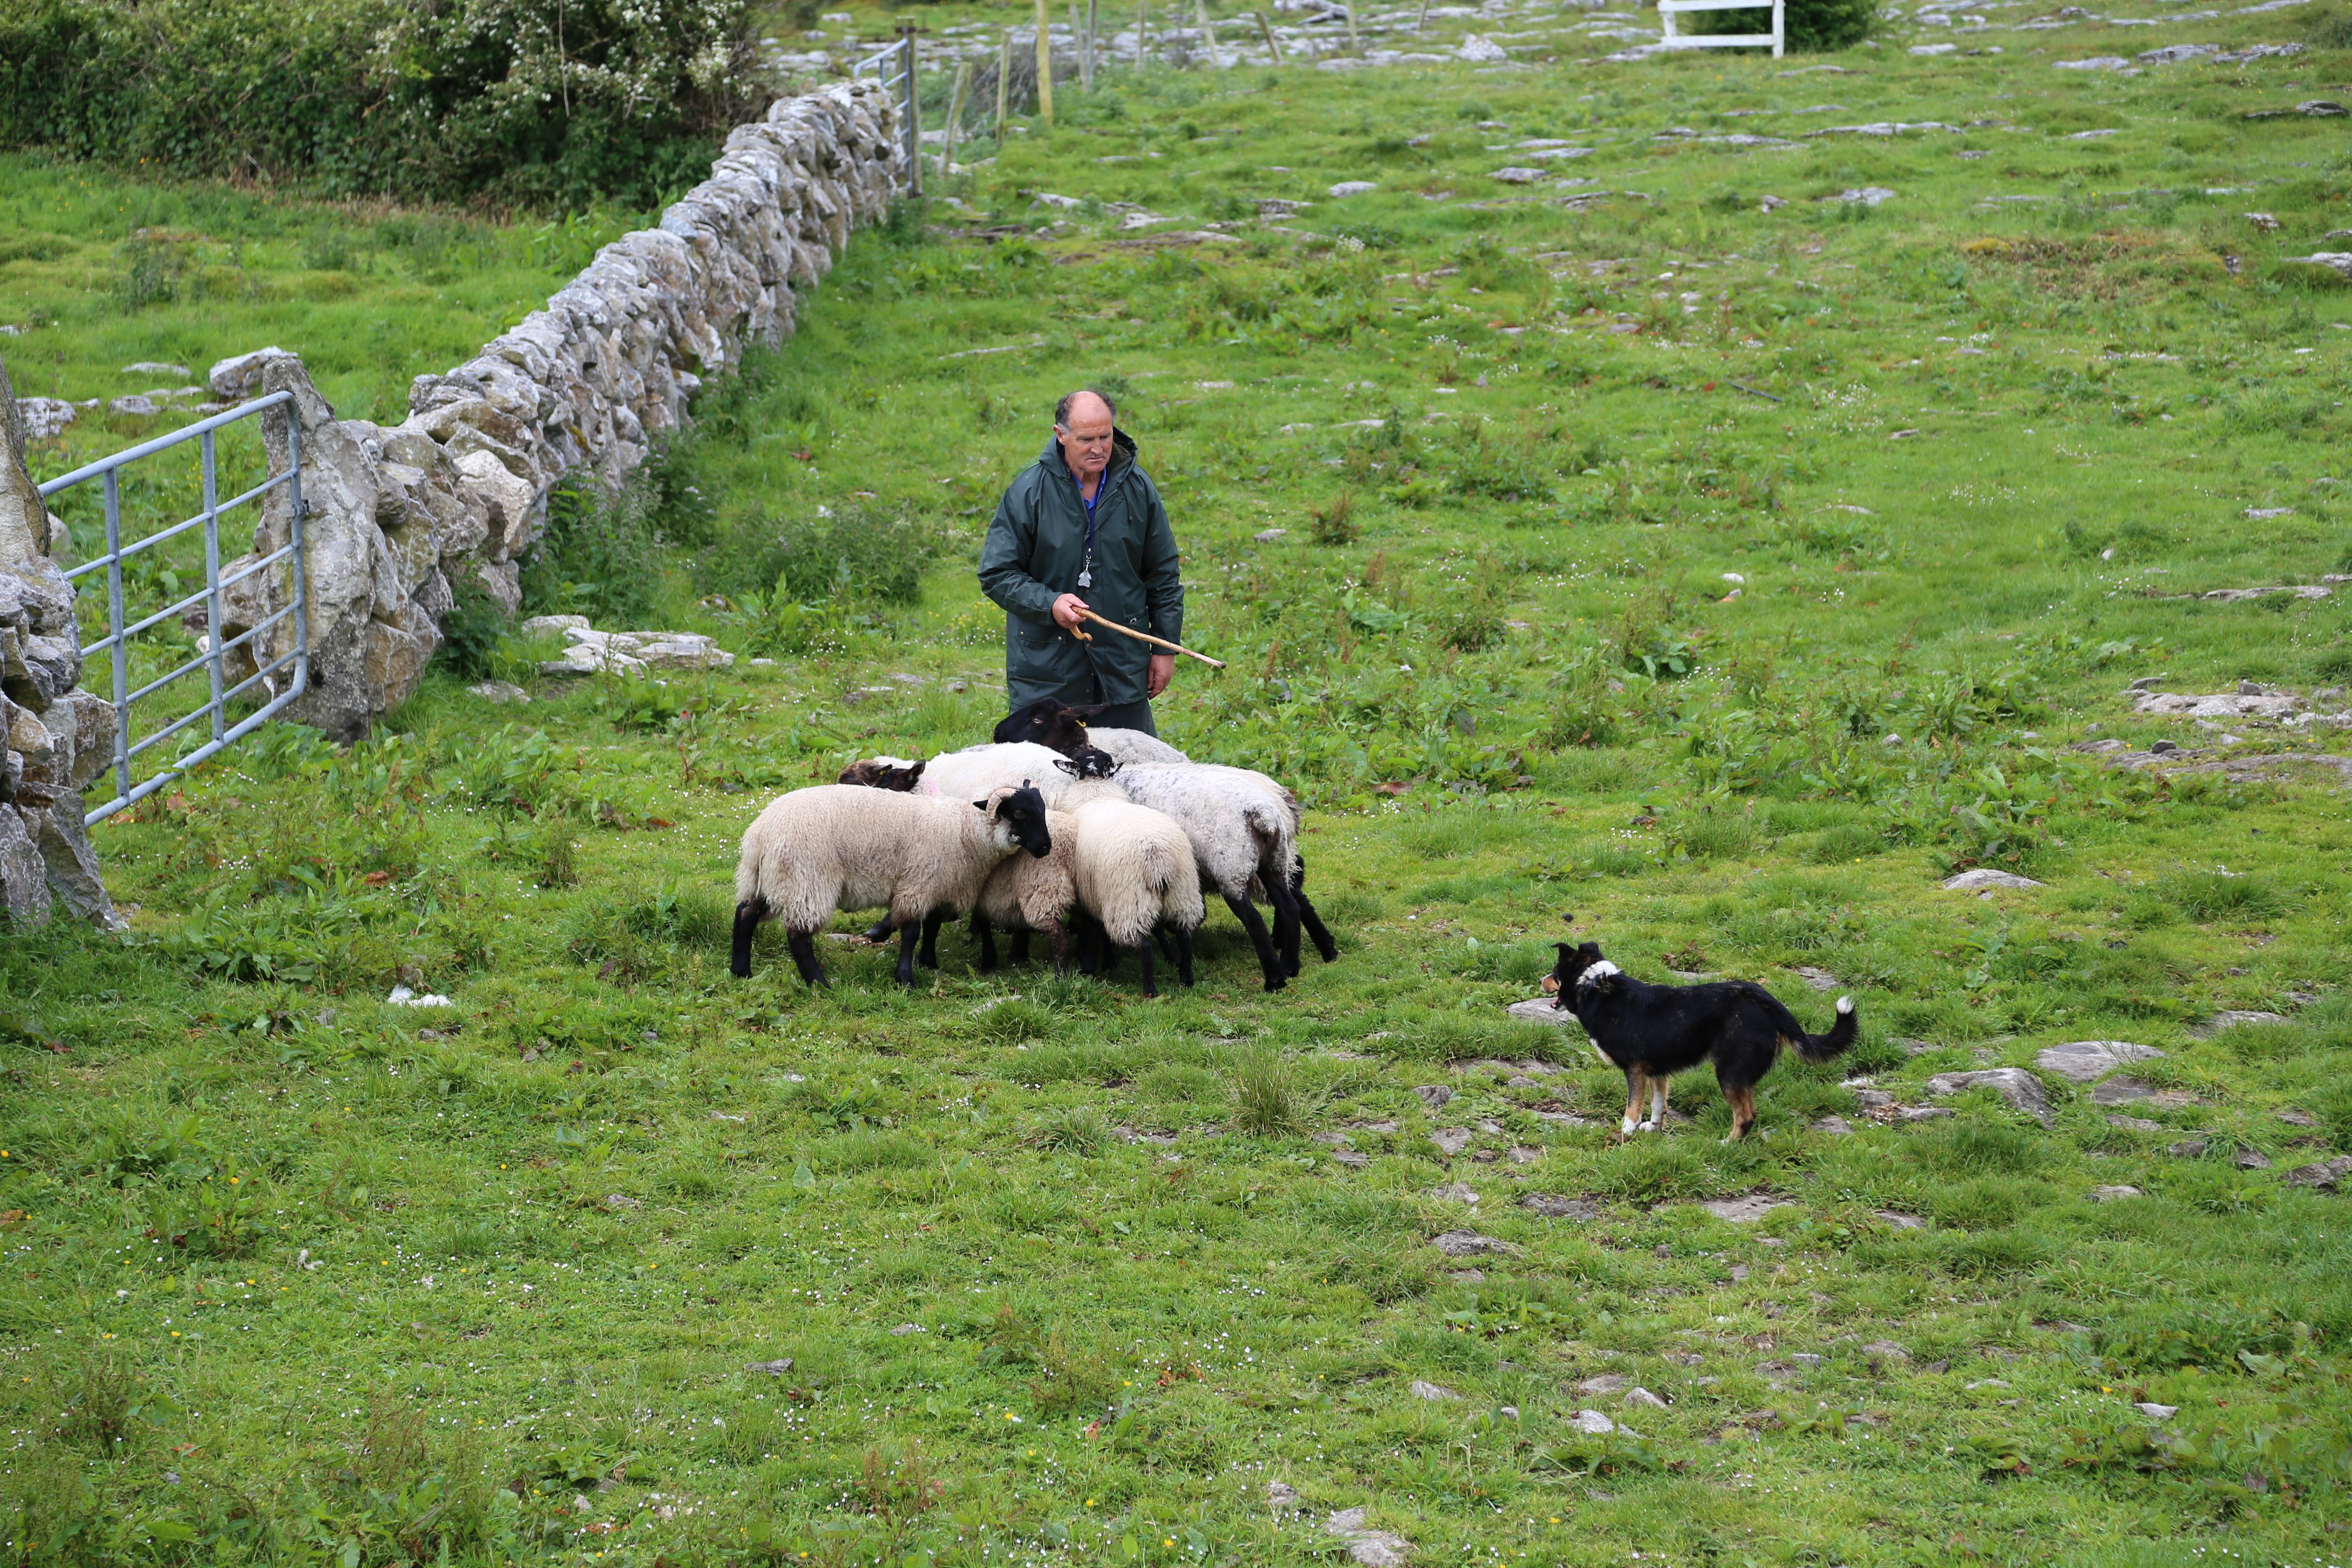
[852,33,922,194]
[36,389,309,826]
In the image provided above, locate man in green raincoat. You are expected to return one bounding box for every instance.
[977,389,1185,735]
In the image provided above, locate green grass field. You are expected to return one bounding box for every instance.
[6,3,2352,1563]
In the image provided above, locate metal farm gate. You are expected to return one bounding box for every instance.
[854,29,924,196]
[35,394,308,825]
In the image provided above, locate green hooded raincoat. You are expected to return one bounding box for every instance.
[977,427,1185,712]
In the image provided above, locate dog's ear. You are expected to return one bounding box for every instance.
[1553,942,1575,959]
[1578,941,1603,962]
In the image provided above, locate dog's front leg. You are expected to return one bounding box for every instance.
[1620,1067,1649,1138]
[1647,1079,1666,1133]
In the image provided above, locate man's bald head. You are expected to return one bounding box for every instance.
[1054,389,1118,426]
[1054,389,1119,489]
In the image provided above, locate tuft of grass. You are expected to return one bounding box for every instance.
[1232,1050,1307,1137]
[2158,871,2296,922]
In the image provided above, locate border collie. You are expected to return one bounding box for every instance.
[1547,938,1857,1140]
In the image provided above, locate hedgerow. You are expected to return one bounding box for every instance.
[0,0,769,209]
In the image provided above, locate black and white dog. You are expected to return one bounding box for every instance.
[1548,938,1857,1141]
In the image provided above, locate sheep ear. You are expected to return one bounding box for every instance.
[1054,758,1080,776]
[972,798,989,812]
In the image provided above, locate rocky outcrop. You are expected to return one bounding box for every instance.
[0,355,122,928]
[222,80,904,741]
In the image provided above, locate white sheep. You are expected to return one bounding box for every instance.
[969,806,1081,974]
[840,742,1095,807]
[1053,773,1205,996]
[1083,727,1189,766]
[1110,762,1305,992]
[731,782,1053,986]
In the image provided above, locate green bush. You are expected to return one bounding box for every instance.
[0,0,766,209]
[1676,0,1877,52]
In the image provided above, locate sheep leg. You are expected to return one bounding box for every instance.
[858,916,895,944]
[1292,867,1340,963]
[1222,892,1288,992]
[971,911,999,972]
[918,908,948,969]
[1009,927,1032,967]
[1135,937,1160,999]
[730,897,768,978]
[1155,928,1178,965]
[1268,877,1306,978]
[893,921,921,989]
[786,931,827,988]
[1047,922,1069,976]
[1173,926,1197,987]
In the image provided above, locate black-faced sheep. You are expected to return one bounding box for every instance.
[732,782,1052,987]
[993,697,1190,765]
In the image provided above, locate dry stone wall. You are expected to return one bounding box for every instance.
[0,358,122,928]
[220,81,905,742]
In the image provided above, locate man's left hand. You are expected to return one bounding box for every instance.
[1147,653,1175,699]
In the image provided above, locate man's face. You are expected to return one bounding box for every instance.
[1055,395,1115,484]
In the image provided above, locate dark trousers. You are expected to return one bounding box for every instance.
[1007,679,1158,736]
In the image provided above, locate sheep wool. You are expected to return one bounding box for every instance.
[1082,727,1188,766]
[909,742,1094,806]
[974,806,1081,971]
[1111,762,1302,992]
[732,782,1051,986]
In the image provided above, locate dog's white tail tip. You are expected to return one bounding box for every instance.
[1835,995,1853,1014]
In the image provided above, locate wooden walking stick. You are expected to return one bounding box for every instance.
[1069,608,1225,668]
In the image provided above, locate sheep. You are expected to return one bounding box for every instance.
[839,742,1096,807]
[992,697,1190,765]
[1049,766,1205,997]
[731,782,1052,987]
[1109,761,1305,992]
[836,756,926,790]
[969,806,1080,974]
[837,744,1120,955]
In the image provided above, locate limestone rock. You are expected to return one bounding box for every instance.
[1518,1194,1599,1219]
[2035,1041,2163,1084]
[1408,1379,1460,1401]
[1922,1067,2052,1126]
[2091,1185,2144,1201]
[208,347,298,401]
[0,804,47,924]
[1569,1409,1617,1434]
[1327,181,1378,198]
[1943,868,2045,891]
[1701,1194,1792,1223]
[1326,1507,1410,1568]
[2284,1155,2351,1191]
[1430,1230,1516,1257]
[16,399,77,440]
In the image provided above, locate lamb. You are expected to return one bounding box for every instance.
[731,782,1052,987]
[993,697,1190,765]
[836,756,925,790]
[1050,765,1205,997]
[968,806,1081,974]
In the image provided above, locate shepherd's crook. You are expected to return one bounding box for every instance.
[1069,608,1225,668]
